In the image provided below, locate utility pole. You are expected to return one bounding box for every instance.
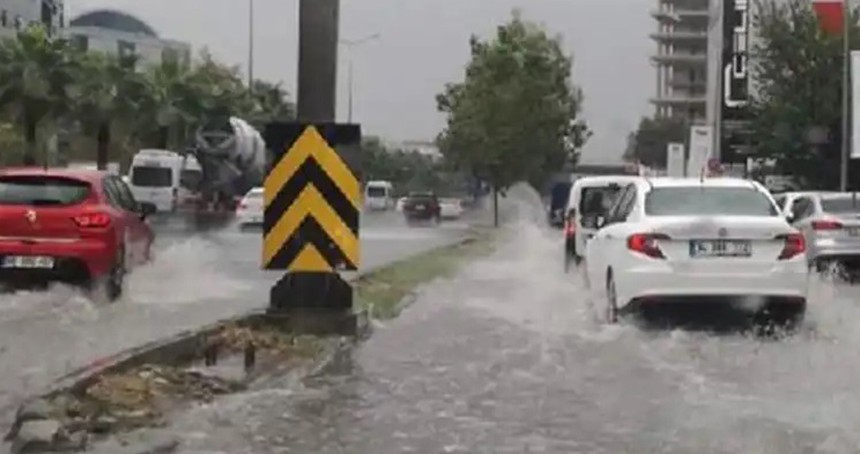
[841,0,852,191]
[248,0,255,91]
[340,33,380,124]
[297,0,340,122]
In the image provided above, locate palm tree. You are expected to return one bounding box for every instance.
[73,53,150,169]
[190,52,253,128]
[142,58,200,149]
[248,80,295,128]
[0,25,80,165]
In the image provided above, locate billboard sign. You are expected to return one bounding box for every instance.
[687,126,714,178]
[851,50,860,158]
[666,143,685,177]
[721,0,750,121]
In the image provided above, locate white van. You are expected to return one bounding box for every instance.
[364,181,394,211]
[564,175,642,270]
[127,149,202,213]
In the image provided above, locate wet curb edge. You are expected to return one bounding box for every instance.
[7,233,482,451]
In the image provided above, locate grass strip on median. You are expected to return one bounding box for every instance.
[355,227,498,320]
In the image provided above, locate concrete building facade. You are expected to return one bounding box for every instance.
[0,0,64,39]
[650,0,711,123]
[66,10,191,68]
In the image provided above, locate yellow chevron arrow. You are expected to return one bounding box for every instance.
[262,184,359,268]
[264,125,360,210]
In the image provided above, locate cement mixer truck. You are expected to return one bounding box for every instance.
[184,116,268,211]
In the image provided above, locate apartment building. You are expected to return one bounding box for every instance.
[650,0,710,123]
[0,0,64,39]
[66,9,191,68]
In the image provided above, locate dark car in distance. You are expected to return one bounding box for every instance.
[402,191,441,225]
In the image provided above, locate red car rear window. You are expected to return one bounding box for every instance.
[0,175,92,206]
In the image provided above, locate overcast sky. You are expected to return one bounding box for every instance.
[69,0,654,164]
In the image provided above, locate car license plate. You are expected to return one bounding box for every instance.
[689,240,752,258]
[415,204,425,210]
[2,255,54,269]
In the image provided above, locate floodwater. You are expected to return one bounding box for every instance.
[0,211,471,437]
[94,187,860,454]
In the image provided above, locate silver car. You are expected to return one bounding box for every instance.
[788,192,860,273]
[774,191,836,217]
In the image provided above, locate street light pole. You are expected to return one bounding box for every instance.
[347,57,354,122]
[248,0,255,91]
[339,33,380,123]
[841,0,851,191]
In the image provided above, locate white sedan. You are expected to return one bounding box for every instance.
[236,187,264,228]
[585,177,809,327]
[439,198,464,219]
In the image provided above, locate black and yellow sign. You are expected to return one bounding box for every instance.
[263,124,361,272]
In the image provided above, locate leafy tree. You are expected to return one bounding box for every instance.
[625,116,688,168]
[190,51,254,128]
[361,136,448,194]
[749,0,860,188]
[248,80,295,128]
[436,10,589,225]
[0,29,294,167]
[140,57,199,149]
[73,53,150,169]
[0,25,80,165]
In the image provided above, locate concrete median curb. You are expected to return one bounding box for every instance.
[5,232,486,453]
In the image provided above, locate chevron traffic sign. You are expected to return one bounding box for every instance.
[262,124,362,272]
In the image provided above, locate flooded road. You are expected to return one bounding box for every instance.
[117,202,860,454]
[0,210,473,427]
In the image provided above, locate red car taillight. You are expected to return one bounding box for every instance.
[777,232,806,260]
[812,219,842,231]
[73,212,111,228]
[564,221,576,238]
[627,233,670,259]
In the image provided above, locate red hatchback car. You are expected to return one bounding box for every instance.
[0,168,156,300]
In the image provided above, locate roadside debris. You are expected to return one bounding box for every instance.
[6,324,326,453]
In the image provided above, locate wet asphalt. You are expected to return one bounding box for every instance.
[0,209,473,433]
[85,191,860,454]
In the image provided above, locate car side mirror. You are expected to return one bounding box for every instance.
[138,202,157,218]
[785,211,795,224]
[595,216,606,229]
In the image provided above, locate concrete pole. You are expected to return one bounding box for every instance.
[248,0,255,91]
[297,0,340,122]
[841,0,851,191]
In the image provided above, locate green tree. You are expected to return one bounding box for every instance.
[190,51,254,129]
[749,0,860,188]
[72,53,150,169]
[0,25,80,165]
[248,80,295,129]
[140,57,200,149]
[436,10,589,225]
[625,116,687,167]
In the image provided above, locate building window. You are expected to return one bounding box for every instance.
[1,10,7,27]
[40,0,51,28]
[118,40,136,58]
[71,35,88,52]
[14,16,22,30]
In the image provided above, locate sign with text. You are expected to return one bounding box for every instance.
[721,0,750,121]
[666,143,685,177]
[851,50,860,158]
[687,126,714,178]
